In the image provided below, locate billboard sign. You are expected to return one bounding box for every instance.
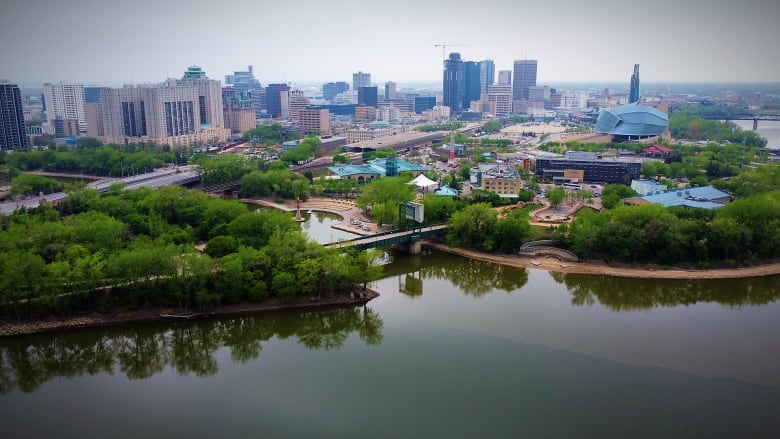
[402,202,424,223]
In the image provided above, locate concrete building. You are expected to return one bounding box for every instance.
[98,66,229,146]
[488,84,513,117]
[535,154,641,184]
[287,89,310,123]
[528,85,550,103]
[323,82,349,100]
[472,162,523,197]
[512,59,537,101]
[43,82,86,133]
[225,65,263,118]
[625,185,731,210]
[0,81,29,150]
[298,108,330,135]
[630,179,668,196]
[354,106,376,121]
[498,70,512,86]
[558,91,589,111]
[479,60,495,95]
[384,81,397,100]
[353,71,371,90]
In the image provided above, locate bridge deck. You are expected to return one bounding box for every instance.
[325,224,449,250]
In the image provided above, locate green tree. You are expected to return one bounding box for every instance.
[447,203,498,250]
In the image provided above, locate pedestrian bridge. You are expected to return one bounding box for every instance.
[324,224,449,253]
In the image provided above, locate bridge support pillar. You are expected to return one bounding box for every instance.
[407,241,422,255]
[754,118,759,131]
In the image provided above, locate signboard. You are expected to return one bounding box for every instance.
[402,202,424,223]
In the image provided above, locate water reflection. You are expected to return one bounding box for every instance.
[550,272,780,310]
[385,251,529,297]
[0,306,383,394]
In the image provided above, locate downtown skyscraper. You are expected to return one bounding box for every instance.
[0,81,29,150]
[512,59,537,101]
[443,53,464,113]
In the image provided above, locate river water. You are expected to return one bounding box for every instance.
[1,216,779,437]
[733,119,780,149]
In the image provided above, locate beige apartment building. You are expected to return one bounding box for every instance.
[299,108,330,135]
[95,67,229,146]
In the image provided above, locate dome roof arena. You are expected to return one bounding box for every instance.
[595,104,668,138]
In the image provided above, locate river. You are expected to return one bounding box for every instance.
[733,119,780,149]
[1,216,779,437]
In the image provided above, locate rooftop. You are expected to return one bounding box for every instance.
[631,186,731,209]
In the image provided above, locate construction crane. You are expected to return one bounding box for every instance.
[434,42,466,61]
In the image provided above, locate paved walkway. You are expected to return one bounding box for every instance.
[239,197,382,235]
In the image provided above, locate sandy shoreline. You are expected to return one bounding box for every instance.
[0,289,379,337]
[423,241,780,279]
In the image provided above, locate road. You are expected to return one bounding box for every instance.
[0,167,200,214]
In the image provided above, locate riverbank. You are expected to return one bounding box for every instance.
[0,289,379,337]
[423,241,780,279]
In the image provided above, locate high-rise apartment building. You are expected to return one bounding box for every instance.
[443,52,464,113]
[0,81,29,150]
[323,82,349,100]
[629,64,640,104]
[353,71,371,90]
[512,59,537,101]
[98,66,229,146]
[43,82,86,133]
[463,61,482,110]
[357,86,378,108]
[479,60,495,95]
[384,81,397,100]
[498,70,512,86]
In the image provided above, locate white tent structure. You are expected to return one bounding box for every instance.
[410,174,438,192]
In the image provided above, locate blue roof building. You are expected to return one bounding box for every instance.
[626,186,732,210]
[595,104,668,140]
[328,158,428,183]
[434,185,459,197]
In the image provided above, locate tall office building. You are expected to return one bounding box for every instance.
[384,81,397,100]
[353,71,371,90]
[512,59,537,101]
[265,83,291,118]
[629,64,640,104]
[98,66,229,146]
[225,65,263,118]
[443,52,464,113]
[0,81,29,150]
[498,70,512,86]
[357,86,378,108]
[479,60,495,95]
[43,82,86,133]
[463,61,482,110]
[323,81,349,100]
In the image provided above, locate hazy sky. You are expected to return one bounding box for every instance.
[2,0,779,87]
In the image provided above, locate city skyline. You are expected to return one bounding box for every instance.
[1,0,779,87]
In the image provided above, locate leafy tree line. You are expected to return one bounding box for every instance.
[0,137,182,177]
[446,203,532,254]
[0,185,382,319]
[556,190,780,266]
[242,123,302,145]
[669,107,766,148]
